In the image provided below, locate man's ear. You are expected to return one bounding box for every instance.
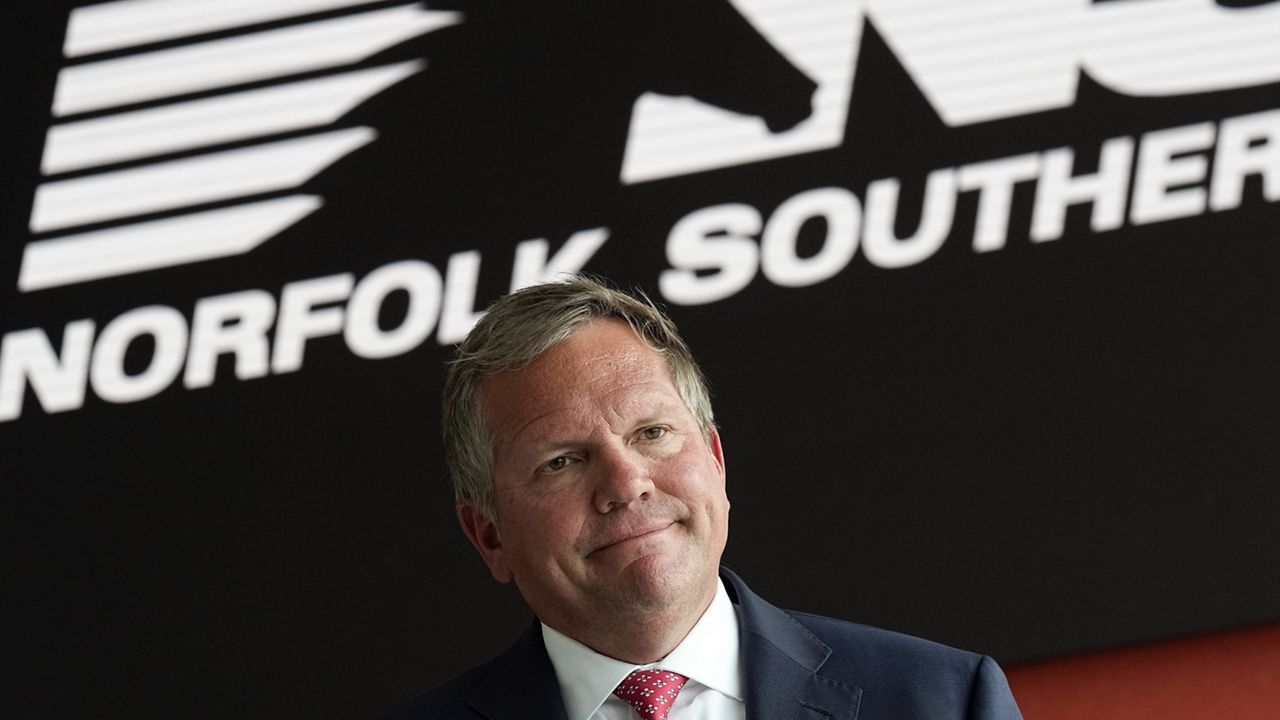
[457,502,513,584]
[708,428,726,478]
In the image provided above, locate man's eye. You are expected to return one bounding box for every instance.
[541,456,571,473]
[641,426,667,440]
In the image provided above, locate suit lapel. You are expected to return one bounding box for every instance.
[723,568,862,720]
[467,620,570,720]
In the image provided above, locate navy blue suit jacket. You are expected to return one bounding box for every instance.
[381,568,1023,720]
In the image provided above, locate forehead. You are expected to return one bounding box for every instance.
[479,319,682,438]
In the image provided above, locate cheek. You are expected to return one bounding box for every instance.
[660,446,727,501]
[504,493,590,554]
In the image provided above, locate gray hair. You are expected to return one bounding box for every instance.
[442,276,715,519]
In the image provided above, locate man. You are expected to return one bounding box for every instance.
[383,276,1022,720]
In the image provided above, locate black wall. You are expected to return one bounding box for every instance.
[5,2,1280,717]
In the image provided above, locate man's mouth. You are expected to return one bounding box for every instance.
[588,521,676,556]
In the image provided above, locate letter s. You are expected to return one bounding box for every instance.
[660,203,762,305]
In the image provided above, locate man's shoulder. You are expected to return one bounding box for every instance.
[376,620,568,720]
[376,661,492,720]
[788,609,983,670]
[781,610,1020,718]
[724,567,1002,697]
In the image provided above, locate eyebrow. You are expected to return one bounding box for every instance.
[510,402,688,455]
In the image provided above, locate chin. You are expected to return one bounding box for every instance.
[612,553,712,611]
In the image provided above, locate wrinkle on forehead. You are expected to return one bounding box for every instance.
[548,339,653,390]
[480,319,682,455]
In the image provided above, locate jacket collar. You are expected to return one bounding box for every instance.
[467,620,570,720]
[721,567,862,720]
[466,568,861,720]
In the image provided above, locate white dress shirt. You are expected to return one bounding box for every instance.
[541,578,746,720]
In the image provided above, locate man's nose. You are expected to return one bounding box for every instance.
[592,445,654,513]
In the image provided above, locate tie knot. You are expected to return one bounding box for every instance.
[612,669,689,720]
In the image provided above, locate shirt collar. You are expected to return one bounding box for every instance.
[541,578,743,720]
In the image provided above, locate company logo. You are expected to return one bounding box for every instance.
[5,0,1280,423]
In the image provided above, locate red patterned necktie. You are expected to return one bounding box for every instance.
[612,669,690,720]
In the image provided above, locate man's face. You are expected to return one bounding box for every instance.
[458,318,729,638]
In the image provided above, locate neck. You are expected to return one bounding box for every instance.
[556,580,718,664]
